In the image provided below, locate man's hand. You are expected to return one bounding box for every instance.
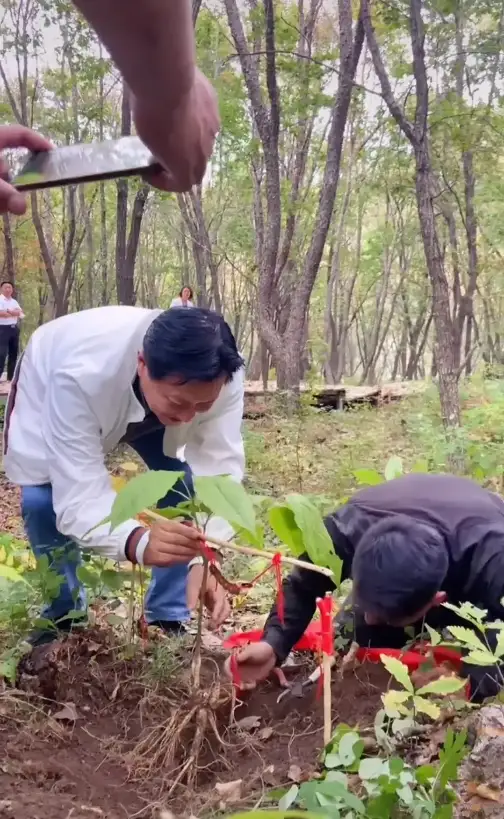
[0,125,53,215]
[142,519,203,567]
[133,68,219,193]
[223,641,277,690]
[187,563,231,629]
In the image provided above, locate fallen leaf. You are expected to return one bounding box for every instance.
[110,682,121,702]
[119,461,139,473]
[215,779,242,804]
[235,715,261,731]
[263,765,276,786]
[258,726,274,741]
[466,783,503,803]
[53,702,79,722]
[288,764,302,782]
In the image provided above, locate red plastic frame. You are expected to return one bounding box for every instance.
[223,621,464,674]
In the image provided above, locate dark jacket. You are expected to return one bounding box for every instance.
[262,474,504,700]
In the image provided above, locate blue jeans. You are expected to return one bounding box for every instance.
[21,427,194,625]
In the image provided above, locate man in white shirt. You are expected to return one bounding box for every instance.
[3,306,245,645]
[0,281,24,383]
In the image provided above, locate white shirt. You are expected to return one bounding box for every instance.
[3,306,245,561]
[0,295,24,326]
[170,297,194,308]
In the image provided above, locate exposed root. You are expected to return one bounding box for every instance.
[124,668,237,796]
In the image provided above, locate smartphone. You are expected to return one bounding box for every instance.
[13,135,162,191]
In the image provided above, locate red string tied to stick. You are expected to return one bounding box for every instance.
[315,595,334,698]
[272,552,285,625]
[229,652,241,689]
[199,541,217,564]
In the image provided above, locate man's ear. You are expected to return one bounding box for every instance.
[433,591,447,607]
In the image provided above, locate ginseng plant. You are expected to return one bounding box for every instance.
[107,469,342,792]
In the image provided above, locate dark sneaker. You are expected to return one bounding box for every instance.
[148,619,188,637]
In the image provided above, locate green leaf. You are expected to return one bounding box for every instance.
[416,676,466,696]
[384,456,403,481]
[101,569,124,592]
[285,493,341,580]
[380,654,413,692]
[382,690,410,717]
[325,771,348,785]
[463,649,497,666]
[495,629,504,658]
[76,565,99,589]
[324,753,342,769]
[358,757,385,780]
[424,624,441,646]
[354,468,384,486]
[110,470,184,528]
[194,475,261,545]
[415,764,436,785]
[447,626,488,651]
[388,757,404,776]
[338,731,364,766]
[0,565,29,585]
[413,696,440,719]
[268,505,305,557]
[278,784,298,810]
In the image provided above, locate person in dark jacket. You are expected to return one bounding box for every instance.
[226,474,504,701]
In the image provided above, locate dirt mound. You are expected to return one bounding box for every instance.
[0,628,390,818]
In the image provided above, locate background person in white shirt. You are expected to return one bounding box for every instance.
[170,285,194,308]
[3,306,245,646]
[0,280,24,383]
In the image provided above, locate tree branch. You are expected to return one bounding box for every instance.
[360,0,416,144]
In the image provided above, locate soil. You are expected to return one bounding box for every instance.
[0,628,391,819]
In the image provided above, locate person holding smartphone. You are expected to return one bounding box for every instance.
[0,1,219,216]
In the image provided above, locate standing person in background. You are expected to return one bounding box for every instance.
[0,281,24,383]
[171,286,194,308]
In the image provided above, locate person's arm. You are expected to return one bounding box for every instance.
[263,508,356,662]
[183,367,245,542]
[73,1,194,108]
[263,565,335,663]
[42,371,146,558]
[42,371,203,566]
[10,300,24,318]
[73,2,218,192]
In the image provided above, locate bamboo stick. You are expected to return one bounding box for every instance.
[140,507,334,578]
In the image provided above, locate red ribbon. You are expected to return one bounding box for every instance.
[317,596,334,656]
[315,596,334,699]
[199,541,217,563]
[229,652,241,688]
[272,552,285,625]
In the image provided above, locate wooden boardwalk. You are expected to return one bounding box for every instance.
[244,380,427,416]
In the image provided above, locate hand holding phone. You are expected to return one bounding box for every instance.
[0,125,53,215]
[14,135,161,192]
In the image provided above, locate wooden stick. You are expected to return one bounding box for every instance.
[140,507,334,578]
[322,653,332,746]
[317,593,333,747]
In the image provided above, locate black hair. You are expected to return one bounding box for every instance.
[352,515,448,621]
[143,307,243,383]
[179,285,194,300]
[0,281,13,288]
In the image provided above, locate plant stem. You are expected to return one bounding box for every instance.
[191,557,208,692]
[141,508,334,578]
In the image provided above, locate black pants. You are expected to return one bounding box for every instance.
[0,325,19,381]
